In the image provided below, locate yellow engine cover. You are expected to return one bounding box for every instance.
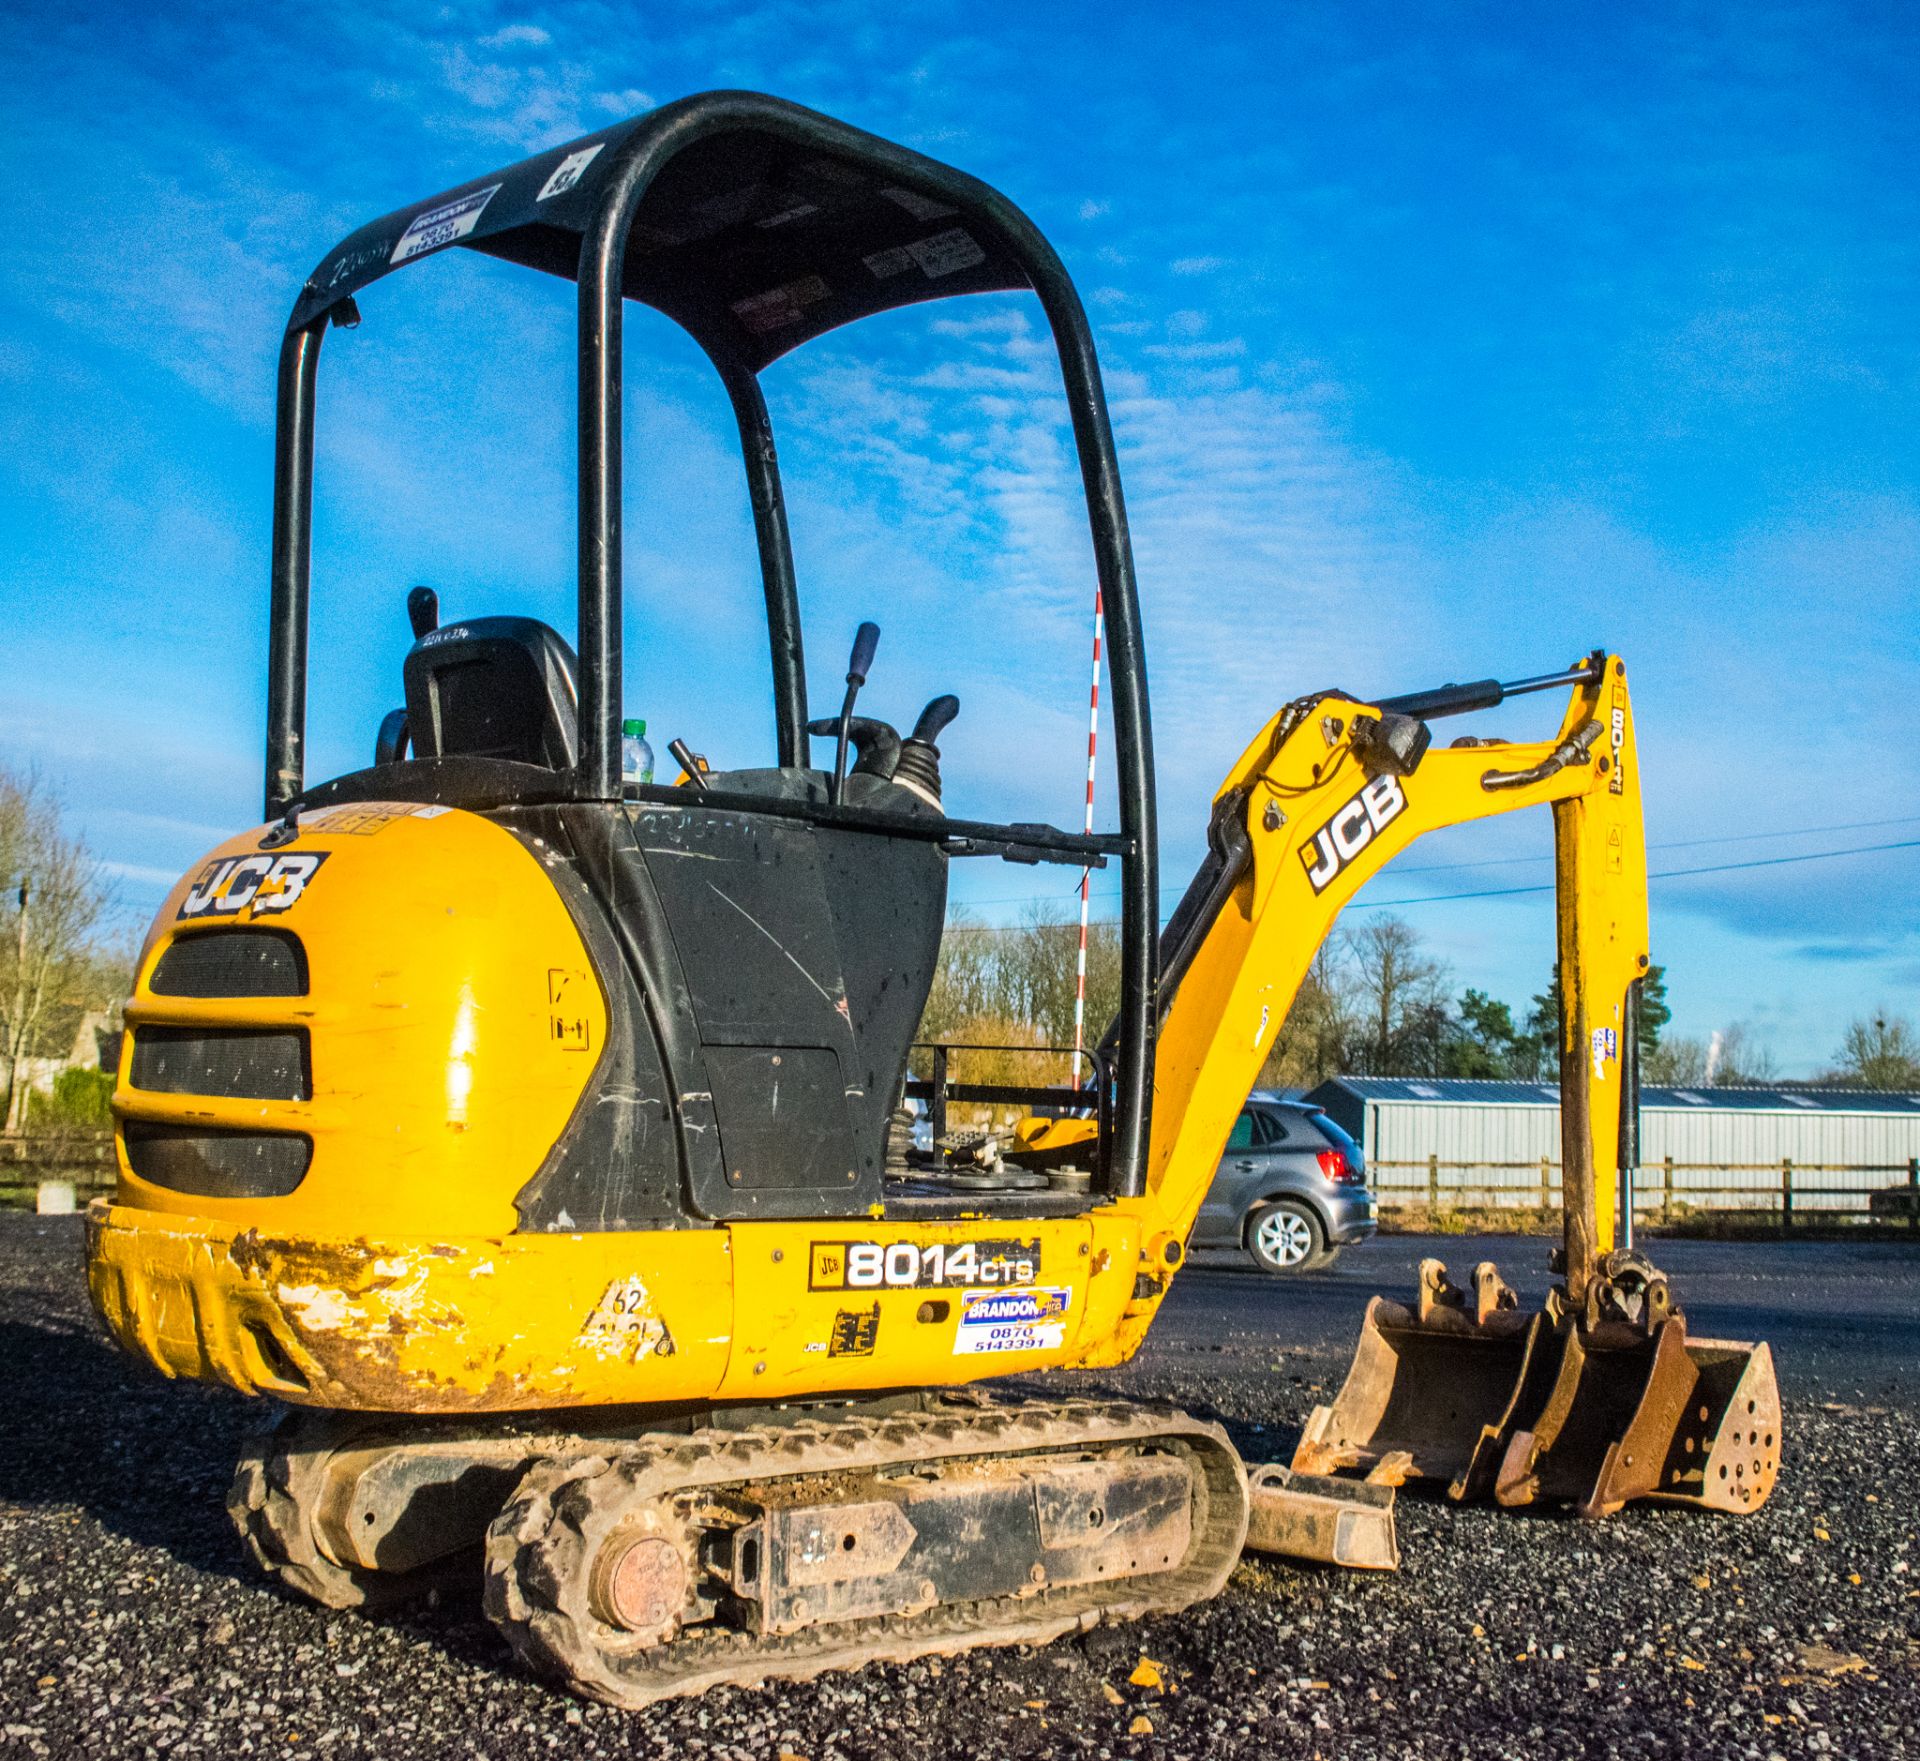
[88,801,1156,1412]
[110,802,607,1239]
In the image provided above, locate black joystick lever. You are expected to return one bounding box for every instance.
[805,715,902,780]
[407,585,439,638]
[668,738,710,790]
[830,621,881,806]
[893,694,960,811]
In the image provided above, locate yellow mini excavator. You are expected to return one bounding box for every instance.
[87,91,1778,1707]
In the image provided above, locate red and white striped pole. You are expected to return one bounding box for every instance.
[1072,588,1105,1081]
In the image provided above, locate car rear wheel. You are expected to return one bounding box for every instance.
[1247,1200,1334,1274]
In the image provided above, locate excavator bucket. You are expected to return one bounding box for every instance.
[1295,1259,1781,1521]
[1292,1260,1548,1501]
[1496,1322,1781,1517]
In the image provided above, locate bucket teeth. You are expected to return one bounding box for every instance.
[1297,1258,1780,1522]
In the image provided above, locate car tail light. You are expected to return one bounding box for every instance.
[1318,1148,1361,1184]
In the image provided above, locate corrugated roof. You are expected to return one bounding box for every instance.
[1307,1076,1920,1115]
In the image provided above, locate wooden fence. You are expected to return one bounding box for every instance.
[0,1134,113,1209]
[1370,1155,1920,1231]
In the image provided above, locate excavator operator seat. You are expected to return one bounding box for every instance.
[401,616,580,770]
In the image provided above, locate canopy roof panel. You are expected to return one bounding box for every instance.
[289,91,1035,370]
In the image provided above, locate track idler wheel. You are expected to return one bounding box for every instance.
[229,1408,542,1610]
[229,1410,438,1610]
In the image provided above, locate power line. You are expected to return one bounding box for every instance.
[1379,812,1920,879]
[949,836,1920,928]
[954,814,1920,910]
[1348,837,1920,911]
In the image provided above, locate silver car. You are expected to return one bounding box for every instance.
[1189,1093,1376,1272]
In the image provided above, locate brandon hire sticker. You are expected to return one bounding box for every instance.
[391,185,501,264]
[952,1286,1072,1356]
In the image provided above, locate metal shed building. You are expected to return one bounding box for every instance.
[1304,1077,1920,1217]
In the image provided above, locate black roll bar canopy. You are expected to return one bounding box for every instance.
[264,89,1159,1198]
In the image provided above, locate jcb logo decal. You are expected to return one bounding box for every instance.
[1301,776,1407,894]
[1608,684,1627,796]
[179,852,329,919]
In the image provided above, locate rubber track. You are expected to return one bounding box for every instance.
[228,1410,414,1611]
[482,1398,1250,1708]
[227,1408,508,1611]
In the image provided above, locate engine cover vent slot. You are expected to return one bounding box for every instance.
[130,1028,311,1102]
[123,1124,312,1199]
[150,930,308,998]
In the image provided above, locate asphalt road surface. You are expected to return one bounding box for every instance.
[1,1215,1915,1759]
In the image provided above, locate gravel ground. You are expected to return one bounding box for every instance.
[1,1214,1914,1760]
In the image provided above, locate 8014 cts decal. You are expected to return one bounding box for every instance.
[809,1238,1039,1291]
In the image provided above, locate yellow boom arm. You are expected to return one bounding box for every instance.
[1087,654,1646,1354]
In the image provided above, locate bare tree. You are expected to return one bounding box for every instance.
[0,769,113,1132]
[1344,915,1450,1075]
[1827,1012,1920,1090]
[1645,1034,1708,1084]
[1707,1023,1778,1087]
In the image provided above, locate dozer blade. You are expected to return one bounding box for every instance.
[1244,1458,1405,1571]
[1291,1260,1547,1500]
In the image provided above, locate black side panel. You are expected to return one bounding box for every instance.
[817,827,948,1134]
[704,1046,860,1194]
[501,807,707,1231]
[501,798,944,1228]
[630,804,868,1216]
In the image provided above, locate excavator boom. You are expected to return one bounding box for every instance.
[1119,651,1645,1292]
[1036,651,1776,1523]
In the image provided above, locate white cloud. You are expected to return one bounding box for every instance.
[1170,255,1226,275]
[479,23,553,49]
[755,296,1414,835]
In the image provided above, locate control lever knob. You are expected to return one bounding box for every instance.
[847,620,881,685]
[808,716,902,780]
[909,694,960,744]
[894,695,961,812]
[407,585,439,638]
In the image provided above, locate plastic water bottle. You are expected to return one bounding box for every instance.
[621,718,654,785]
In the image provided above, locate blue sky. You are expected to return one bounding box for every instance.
[1,0,1915,1073]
